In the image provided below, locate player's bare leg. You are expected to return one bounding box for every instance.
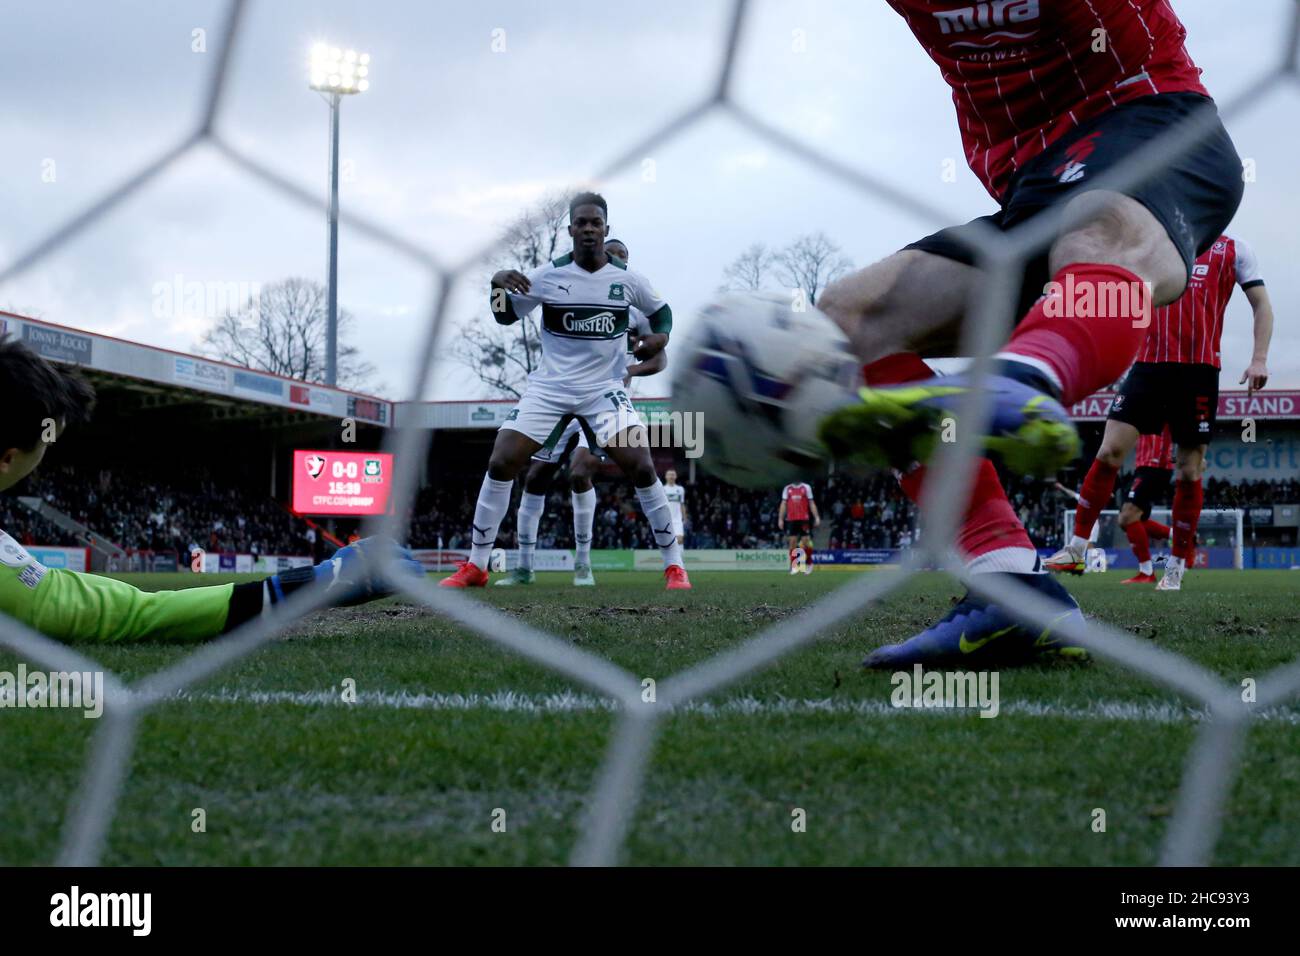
[441,429,540,587]
[1159,444,1207,591]
[1047,418,1141,574]
[602,430,690,590]
[569,447,600,586]
[818,249,975,364]
[820,192,1190,475]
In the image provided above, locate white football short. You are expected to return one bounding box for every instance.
[502,384,644,458]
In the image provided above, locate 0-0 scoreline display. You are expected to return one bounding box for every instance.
[291,449,394,516]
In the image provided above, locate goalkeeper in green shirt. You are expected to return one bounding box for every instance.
[0,335,425,644]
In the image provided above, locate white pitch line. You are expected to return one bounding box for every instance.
[161,687,1300,725]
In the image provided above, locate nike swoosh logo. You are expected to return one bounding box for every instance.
[1033,612,1076,648]
[959,625,1017,654]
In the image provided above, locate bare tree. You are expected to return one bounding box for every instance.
[198,277,377,391]
[720,243,777,293]
[775,232,853,306]
[502,192,571,272]
[451,191,572,399]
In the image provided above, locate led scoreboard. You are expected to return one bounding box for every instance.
[292,449,394,516]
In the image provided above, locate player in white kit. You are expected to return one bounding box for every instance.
[502,239,667,587]
[663,469,686,546]
[441,194,692,591]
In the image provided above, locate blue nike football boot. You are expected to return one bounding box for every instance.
[818,373,1081,476]
[862,571,1089,669]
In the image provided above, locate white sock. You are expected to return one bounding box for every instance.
[516,492,545,571]
[635,480,683,569]
[1139,559,1153,575]
[1069,535,1090,554]
[965,545,1041,575]
[468,475,514,570]
[572,488,596,567]
[1166,555,1185,572]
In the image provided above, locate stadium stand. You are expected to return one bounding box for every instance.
[2,316,1292,562]
[20,465,311,557]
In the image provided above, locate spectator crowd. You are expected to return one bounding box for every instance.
[9,465,312,558]
[404,469,1299,553]
[5,462,1297,558]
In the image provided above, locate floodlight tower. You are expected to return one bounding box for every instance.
[309,43,370,387]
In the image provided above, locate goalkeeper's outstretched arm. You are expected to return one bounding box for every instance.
[0,532,425,645]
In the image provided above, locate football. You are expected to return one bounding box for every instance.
[672,293,862,489]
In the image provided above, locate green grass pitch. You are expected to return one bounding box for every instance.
[2,569,1298,865]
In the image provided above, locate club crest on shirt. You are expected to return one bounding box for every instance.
[608,282,625,301]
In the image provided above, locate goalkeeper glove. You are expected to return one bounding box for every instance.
[268,536,426,607]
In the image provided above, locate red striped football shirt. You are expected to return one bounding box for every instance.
[782,483,814,521]
[887,0,1208,200]
[1137,234,1264,368]
[1134,426,1173,469]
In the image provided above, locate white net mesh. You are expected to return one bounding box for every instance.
[2,0,1299,867]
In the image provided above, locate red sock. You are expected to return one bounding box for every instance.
[863,353,1034,561]
[1003,263,1151,404]
[1144,518,1171,540]
[1171,478,1203,561]
[1124,521,1151,563]
[1075,460,1119,539]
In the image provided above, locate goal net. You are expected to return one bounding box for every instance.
[2,0,1298,871]
[1062,508,1245,570]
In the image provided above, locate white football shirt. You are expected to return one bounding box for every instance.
[508,254,667,392]
[663,483,685,520]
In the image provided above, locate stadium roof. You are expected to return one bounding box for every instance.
[394,393,1300,429]
[5,310,1297,429]
[0,311,391,426]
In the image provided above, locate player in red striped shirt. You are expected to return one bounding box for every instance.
[1118,426,1174,583]
[811,1,1246,667]
[779,482,820,574]
[1047,233,1274,589]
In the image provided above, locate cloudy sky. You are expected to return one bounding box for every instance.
[2,0,1296,401]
